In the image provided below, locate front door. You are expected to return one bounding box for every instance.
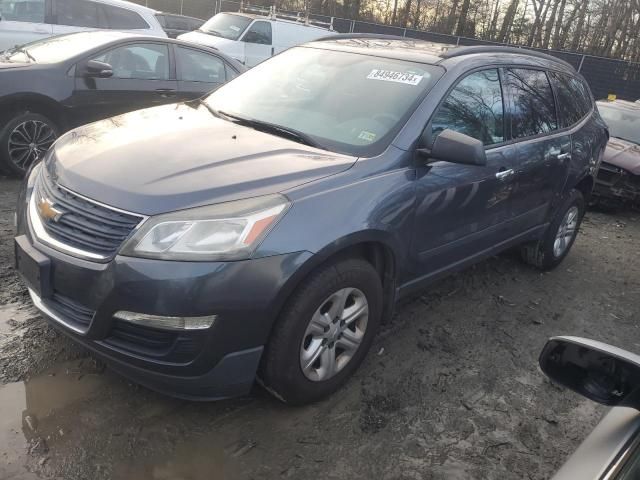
[67,42,177,127]
[505,68,571,230]
[240,20,272,67]
[409,69,517,281]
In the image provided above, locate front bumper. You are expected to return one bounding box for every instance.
[593,163,640,207]
[15,178,311,400]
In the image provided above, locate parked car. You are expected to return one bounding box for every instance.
[178,11,335,67]
[155,12,204,38]
[592,99,640,209]
[14,37,608,405]
[0,30,245,175]
[541,336,640,479]
[0,0,166,52]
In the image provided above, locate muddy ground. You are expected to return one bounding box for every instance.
[1,175,639,480]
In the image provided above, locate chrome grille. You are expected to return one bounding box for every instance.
[33,167,143,260]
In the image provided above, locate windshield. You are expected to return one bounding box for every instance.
[204,46,442,156]
[598,103,640,145]
[199,13,252,40]
[0,32,125,63]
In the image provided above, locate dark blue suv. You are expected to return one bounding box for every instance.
[14,36,609,404]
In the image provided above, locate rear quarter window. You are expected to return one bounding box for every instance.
[548,72,592,128]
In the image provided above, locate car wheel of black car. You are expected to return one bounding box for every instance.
[0,112,59,176]
[260,258,383,405]
[521,189,585,271]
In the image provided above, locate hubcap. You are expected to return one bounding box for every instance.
[8,120,57,171]
[300,287,369,382]
[553,206,579,257]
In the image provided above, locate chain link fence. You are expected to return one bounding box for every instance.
[129,0,640,101]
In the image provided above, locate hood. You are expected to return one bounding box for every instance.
[48,103,356,215]
[603,137,640,175]
[178,31,235,49]
[0,61,29,70]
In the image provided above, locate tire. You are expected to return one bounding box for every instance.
[520,189,585,271]
[0,112,59,177]
[260,258,383,405]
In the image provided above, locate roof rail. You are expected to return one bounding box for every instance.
[441,45,574,69]
[314,33,413,42]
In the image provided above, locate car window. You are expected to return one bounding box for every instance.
[242,20,271,45]
[177,46,226,83]
[102,4,148,29]
[507,68,558,138]
[225,64,239,81]
[431,69,504,146]
[92,43,169,80]
[548,72,585,128]
[55,0,101,28]
[0,0,45,23]
[199,13,252,41]
[574,77,593,117]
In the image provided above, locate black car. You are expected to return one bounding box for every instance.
[15,38,608,405]
[0,31,245,175]
[592,99,640,209]
[155,12,205,38]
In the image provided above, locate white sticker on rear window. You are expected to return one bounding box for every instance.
[230,25,240,31]
[367,69,423,85]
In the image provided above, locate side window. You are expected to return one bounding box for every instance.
[92,43,169,80]
[507,68,558,138]
[572,77,593,116]
[242,21,272,45]
[548,72,583,128]
[102,4,148,29]
[176,46,226,83]
[225,64,239,81]
[55,0,101,27]
[0,0,45,23]
[431,69,504,146]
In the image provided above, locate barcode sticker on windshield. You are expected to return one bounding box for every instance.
[229,25,240,31]
[367,70,423,85]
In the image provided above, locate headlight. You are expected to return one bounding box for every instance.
[120,194,289,261]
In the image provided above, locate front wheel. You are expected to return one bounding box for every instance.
[0,112,59,176]
[260,258,383,405]
[521,189,585,271]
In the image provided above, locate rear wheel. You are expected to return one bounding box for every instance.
[260,258,382,405]
[0,112,59,176]
[521,189,585,270]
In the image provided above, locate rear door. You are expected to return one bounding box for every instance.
[240,19,272,67]
[506,68,570,231]
[174,45,228,100]
[69,41,177,126]
[0,0,53,51]
[411,68,517,277]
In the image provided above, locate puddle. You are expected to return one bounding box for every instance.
[0,359,110,479]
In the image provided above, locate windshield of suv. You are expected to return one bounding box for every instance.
[204,46,442,156]
[598,103,640,145]
[0,32,125,64]
[199,13,252,40]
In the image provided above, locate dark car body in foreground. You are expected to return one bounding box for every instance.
[593,100,640,209]
[542,337,640,480]
[0,31,245,175]
[15,38,608,404]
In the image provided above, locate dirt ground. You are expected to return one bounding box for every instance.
[1,175,639,480]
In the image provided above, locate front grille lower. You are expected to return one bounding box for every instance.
[33,167,143,259]
[48,292,95,328]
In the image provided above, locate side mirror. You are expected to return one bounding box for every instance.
[85,60,113,78]
[539,336,640,409]
[417,129,487,166]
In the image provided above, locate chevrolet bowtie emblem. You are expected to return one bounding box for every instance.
[37,198,64,222]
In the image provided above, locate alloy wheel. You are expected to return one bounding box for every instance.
[553,206,579,257]
[300,287,369,382]
[8,120,57,171]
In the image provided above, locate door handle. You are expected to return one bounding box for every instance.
[495,169,514,180]
[557,152,571,161]
[155,89,176,98]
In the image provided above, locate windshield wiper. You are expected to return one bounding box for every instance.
[199,28,222,37]
[216,110,324,149]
